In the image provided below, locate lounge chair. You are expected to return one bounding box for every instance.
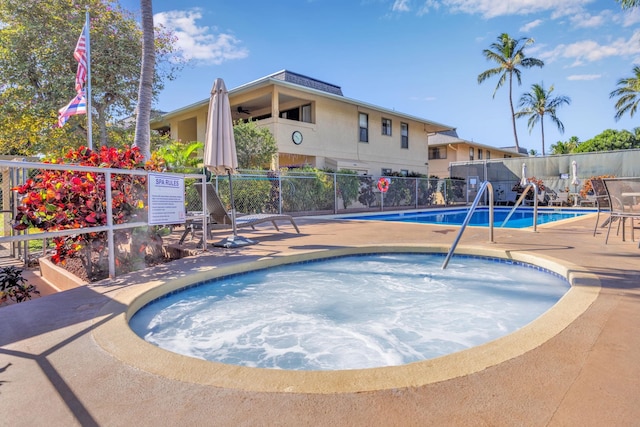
[549,191,569,206]
[180,183,300,244]
[523,190,547,206]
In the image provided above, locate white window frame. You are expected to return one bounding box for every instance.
[359,113,369,143]
[400,122,408,149]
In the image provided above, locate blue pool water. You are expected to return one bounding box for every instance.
[130,253,569,371]
[342,207,593,228]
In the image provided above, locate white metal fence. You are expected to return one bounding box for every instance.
[0,160,205,278]
[1,159,465,277]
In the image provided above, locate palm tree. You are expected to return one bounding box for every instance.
[133,0,155,161]
[515,83,571,156]
[550,136,580,154]
[478,33,544,153]
[617,0,640,8]
[610,66,640,122]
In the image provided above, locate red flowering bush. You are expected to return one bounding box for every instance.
[12,146,165,280]
[580,175,615,198]
[512,177,545,199]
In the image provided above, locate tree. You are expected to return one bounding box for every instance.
[0,0,180,156]
[233,119,278,169]
[610,66,640,122]
[550,136,580,154]
[515,83,571,156]
[573,129,640,152]
[155,140,203,172]
[133,0,155,161]
[478,33,544,153]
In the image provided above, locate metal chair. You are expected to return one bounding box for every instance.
[602,178,640,246]
[590,178,611,236]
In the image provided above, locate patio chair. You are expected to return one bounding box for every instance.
[602,178,640,246]
[525,190,548,206]
[548,191,569,206]
[590,178,611,236]
[180,183,300,244]
[537,190,548,206]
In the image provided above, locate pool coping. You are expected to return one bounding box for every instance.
[92,244,600,394]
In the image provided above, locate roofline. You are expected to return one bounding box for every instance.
[430,139,527,156]
[152,73,456,132]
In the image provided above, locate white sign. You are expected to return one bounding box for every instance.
[148,173,186,225]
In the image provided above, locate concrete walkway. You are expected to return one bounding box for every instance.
[1,214,639,426]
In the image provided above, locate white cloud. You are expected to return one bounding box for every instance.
[567,74,601,81]
[540,30,640,66]
[622,8,640,27]
[569,10,612,29]
[392,0,411,12]
[417,0,440,16]
[520,19,542,32]
[154,9,249,64]
[439,0,591,19]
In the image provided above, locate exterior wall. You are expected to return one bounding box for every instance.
[274,94,430,175]
[428,143,522,178]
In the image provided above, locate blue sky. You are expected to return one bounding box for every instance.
[120,0,640,154]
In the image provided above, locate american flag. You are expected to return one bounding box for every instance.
[57,92,87,127]
[74,25,88,92]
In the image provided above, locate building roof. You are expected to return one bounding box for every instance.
[429,131,527,156]
[269,70,343,96]
[152,70,455,133]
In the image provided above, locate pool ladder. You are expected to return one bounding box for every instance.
[442,181,541,269]
[442,181,494,269]
[500,183,539,232]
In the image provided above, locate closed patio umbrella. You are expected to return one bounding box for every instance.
[204,78,255,248]
[520,163,528,187]
[571,160,580,206]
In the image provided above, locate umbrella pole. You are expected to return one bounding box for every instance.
[213,169,256,248]
[228,169,238,236]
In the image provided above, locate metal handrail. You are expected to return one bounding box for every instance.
[500,183,538,232]
[441,181,494,269]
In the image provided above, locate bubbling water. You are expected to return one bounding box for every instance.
[130,254,569,371]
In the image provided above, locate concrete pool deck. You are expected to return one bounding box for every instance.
[1,214,639,425]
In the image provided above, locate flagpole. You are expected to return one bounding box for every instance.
[85,10,93,150]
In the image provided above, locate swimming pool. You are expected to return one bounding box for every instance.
[342,207,593,228]
[130,253,569,371]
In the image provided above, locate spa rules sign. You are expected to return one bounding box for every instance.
[148,173,186,225]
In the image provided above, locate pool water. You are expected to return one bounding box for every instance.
[130,253,569,371]
[343,207,592,228]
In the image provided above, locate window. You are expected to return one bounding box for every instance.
[280,107,299,121]
[400,169,408,177]
[382,118,392,136]
[381,168,392,175]
[301,104,312,123]
[359,113,369,142]
[469,147,474,161]
[400,122,408,149]
[429,147,447,160]
[280,104,312,123]
[486,150,491,160]
[478,149,483,160]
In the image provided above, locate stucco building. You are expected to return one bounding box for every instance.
[427,130,527,178]
[151,70,522,177]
